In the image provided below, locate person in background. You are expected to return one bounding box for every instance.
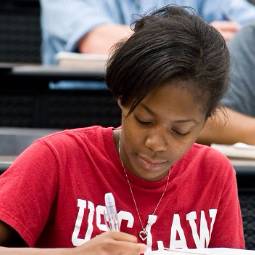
[40,0,255,89]
[198,24,255,145]
[0,6,244,254]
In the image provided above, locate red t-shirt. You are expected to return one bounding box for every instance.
[0,126,244,250]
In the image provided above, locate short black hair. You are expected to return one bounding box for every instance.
[106,5,229,117]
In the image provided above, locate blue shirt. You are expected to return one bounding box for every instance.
[40,0,255,89]
[221,24,255,116]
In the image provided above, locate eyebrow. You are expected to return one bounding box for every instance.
[140,103,199,124]
[140,103,156,116]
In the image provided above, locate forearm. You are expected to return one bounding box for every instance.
[79,24,133,54]
[0,232,145,255]
[198,107,255,145]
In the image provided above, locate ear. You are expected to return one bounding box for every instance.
[117,98,123,110]
[117,98,129,116]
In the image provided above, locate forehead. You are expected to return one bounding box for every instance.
[136,81,206,120]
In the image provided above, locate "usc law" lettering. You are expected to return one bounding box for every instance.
[71,199,217,251]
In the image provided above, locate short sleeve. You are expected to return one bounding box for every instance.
[40,0,118,53]
[209,163,245,248]
[0,140,59,246]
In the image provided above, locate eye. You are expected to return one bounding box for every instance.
[172,129,190,136]
[134,115,153,126]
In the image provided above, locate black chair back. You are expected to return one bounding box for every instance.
[237,167,255,249]
[0,0,41,63]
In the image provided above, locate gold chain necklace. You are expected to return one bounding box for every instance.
[118,136,171,241]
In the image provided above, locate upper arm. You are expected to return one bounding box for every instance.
[0,141,59,246]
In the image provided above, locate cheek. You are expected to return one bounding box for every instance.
[122,119,144,152]
[167,137,196,162]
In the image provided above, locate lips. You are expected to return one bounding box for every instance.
[137,154,169,171]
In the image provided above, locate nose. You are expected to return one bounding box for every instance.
[145,131,168,153]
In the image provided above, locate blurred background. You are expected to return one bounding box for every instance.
[1,0,255,249]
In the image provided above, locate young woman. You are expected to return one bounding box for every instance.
[0,5,244,255]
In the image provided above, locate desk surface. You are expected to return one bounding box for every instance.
[232,159,255,167]
[0,63,105,81]
[0,156,16,173]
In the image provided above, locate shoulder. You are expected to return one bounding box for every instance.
[7,126,114,176]
[181,143,235,179]
[190,143,232,166]
[38,125,112,148]
[189,143,229,160]
[36,126,114,159]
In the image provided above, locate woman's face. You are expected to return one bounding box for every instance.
[119,81,207,181]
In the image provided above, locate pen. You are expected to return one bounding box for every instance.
[104,192,119,231]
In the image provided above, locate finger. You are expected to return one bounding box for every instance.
[114,240,147,255]
[102,231,138,243]
[210,21,240,32]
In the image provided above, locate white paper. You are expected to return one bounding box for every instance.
[146,248,255,255]
[56,52,108,71]
[211,142,255,159]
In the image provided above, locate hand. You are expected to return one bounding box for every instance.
[73,231,147,255]
[210,21,240,41]
[79,24,133,54]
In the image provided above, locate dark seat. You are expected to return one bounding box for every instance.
[239,191,255,249]
[0,88,121,128]
[0,0,41,63]
[236,167,255,250]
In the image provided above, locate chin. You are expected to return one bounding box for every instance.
[140,168,169,181]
